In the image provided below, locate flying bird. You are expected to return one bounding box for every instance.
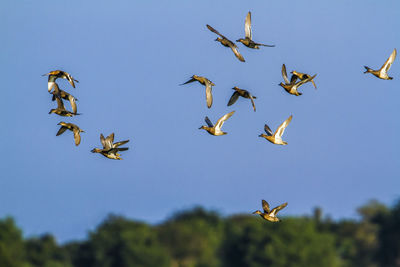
[91,133,129,160]
[227,86,257,112]
[49,95,80,117]
[236,12,275,49]
[259,115,292,145]
[56,122,84,146]
[253,200,288,222]
[50,83,78,114]
[42,70,79,92]
[291,70,317,89]
[199,111,235,136]
[364,48,397,80]
[181,75,214,108]
[206,24,245,62]
[279,64,316,96]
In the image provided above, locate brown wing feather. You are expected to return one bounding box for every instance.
[73,130,81,146]
[206,24,227,39]
[56,126,68,136]
[227,91,240,106]
[262,200,270,213]
[281,64,290,84]
[229,44,245,62]
[271,202,288,216]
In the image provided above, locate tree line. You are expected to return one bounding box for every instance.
[1,199,399,267]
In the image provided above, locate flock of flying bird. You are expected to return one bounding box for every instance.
[44,70,130,160]
[44,11,397,222]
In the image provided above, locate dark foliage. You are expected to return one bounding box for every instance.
[0,200,399,267]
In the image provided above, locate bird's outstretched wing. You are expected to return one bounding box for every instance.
[281,64,290,84]
[215,111,235,131]
[204,116,213,128]
[56,126,68,136]
[206,24,228,40]
[270,202,288,216]
[205,80,213,108]
[113,140,129,148]
[264,124,273,136]
[229,43,245,62]
[249,94,256,112]
[180,77,196,85]
[262,199,270,213]
[73,130,81,146]
[274,115,293,138]
[100,134,107,149]
[245,11,252,40]
[381,48,397,73]
[227,91,240,106]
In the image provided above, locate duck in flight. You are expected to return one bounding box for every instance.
[56,122,84,146]
[206,24,245,62]
[91,133,129,160]
[227,86,257,112]
[49,94,80,117]
[291,70,317,89]
[253,200,288,222]
[43,70,79,92]
[236,12,275,49]
[50,83,78,114]
[259,115,292,145]
[279,64,316,96]
[199,111,235,136]
[364,48,397,80]
[181,75,214,108]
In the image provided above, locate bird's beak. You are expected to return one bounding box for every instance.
[198,126,202,129]
[214,38,218,41]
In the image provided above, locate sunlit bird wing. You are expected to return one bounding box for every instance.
[381,48,397,73]
[270,202,288,216]
[113,140,129,148]
[229,44,245,62]
[205,80,213,108]
[281,64,290,84]
[249,94,256,111]
[245,11,252,40]
[68,95,77,114]
[274,115,293,138]
[100,134,107,149]
[73,129,81,146]
[215,111,235,131]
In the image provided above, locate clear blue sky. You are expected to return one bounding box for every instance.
[1,0,399,243]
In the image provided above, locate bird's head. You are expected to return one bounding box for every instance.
[91,148,102,153]
[252,210,262,215]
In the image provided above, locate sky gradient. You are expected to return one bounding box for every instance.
[1,0,399,243]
